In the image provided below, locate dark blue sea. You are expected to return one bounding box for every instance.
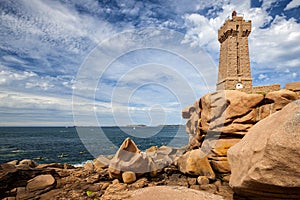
[0,126,188,165]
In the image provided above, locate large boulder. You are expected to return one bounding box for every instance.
[108,138,157,179]
[265,89,298,111]
[146,145,186,171]
[228,100,300,199]
[129,186,224,200]
[200,90,264,135]
[185,89,299,149]
[177,149,215,180]
[26,174,55,192]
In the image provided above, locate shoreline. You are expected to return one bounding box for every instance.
[0,152,234,200]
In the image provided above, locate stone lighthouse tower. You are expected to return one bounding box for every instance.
[216,11,252,92]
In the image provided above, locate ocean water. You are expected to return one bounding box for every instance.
[0,126,188,165]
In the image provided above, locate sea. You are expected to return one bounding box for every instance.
[0,125,188,165]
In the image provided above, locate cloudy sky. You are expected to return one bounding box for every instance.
[0,0,299,126]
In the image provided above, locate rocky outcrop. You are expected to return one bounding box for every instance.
[146,145,186,171]
[184,89,298,142]
[1,158,234,199]
[183,89,299,179]
[1,136,235,200]
[228,100,300,199]
[285,81,300,92]
[108,138,157,179]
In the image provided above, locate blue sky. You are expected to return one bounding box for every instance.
[0,0,299,126]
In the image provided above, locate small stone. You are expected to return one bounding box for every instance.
[187,177,197,186]
[101,182,110,190]
[2,197,16,200]
[83,162,94,172]
[26,174,55,192]
[197,176,209,185]
[63,163,75,169]
[190,185,200,190]
[221,174,230,182]
[210,160,231,173]
[3,197,16,200]
[218,185,234,198]
[86,174,99,184]
[122,171,136,184]
[145,146,158,153]
[131,177,148,188]
[112,179,120,184]
[18,159,38,168]
[200,184,218,193]
[214,180,222,188]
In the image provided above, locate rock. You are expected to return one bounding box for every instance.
[86,174,100,184]
[190,185,200,190]
[36,163,75,169]
[39,189,61,199]
[131,177,148,189]
[26,174,55,192]
[158,146,174,155]
[145,146,158,154]
[182,106,191,119]
[94,155,111,172]
[6,160,18,166]
[101,181,130,200]
[177,149,215,179]
[197,176,209,185]
[130,186,224,200]
[202,138,241,159]
[187,177,197,186]
[183,100,201,136]
[186,112,200,135]
[165,173,188,187]
[217,185,234,199]
[2,197,16,200]
[83,161,94,172]
[200,90,264,134]
[147,145,183,171]
[189,134,202,149]
[0,163,58,199]
[108,138,157,179]
[122,171,136,184]
[210,160,231,173]
[199,184,218,193]
[265,89,298,111]
[221,174,230,183]
[228,100,300,198]
[285,82,300,92]
[101,182,110,190]
[18,159,38,168]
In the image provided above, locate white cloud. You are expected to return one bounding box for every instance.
[250,15,300,70]
[284,0,300,10]
[258,74,268,80]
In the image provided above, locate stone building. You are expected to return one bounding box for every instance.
[216,11,252,92]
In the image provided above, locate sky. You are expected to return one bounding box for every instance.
[0,0,299,126]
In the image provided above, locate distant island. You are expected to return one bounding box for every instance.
[126,124,147,127]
